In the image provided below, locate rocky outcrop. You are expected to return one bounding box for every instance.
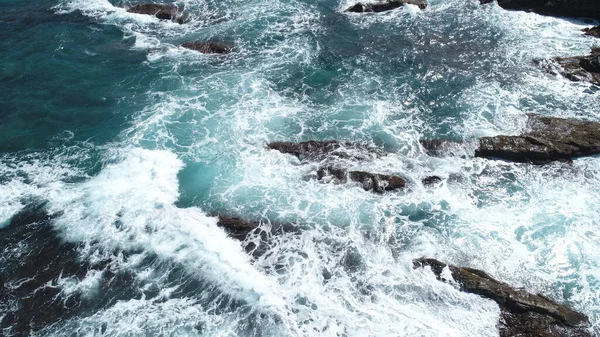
[126,4,179,21]
[345,0,427,13]
[475,115,600,164]
[413,258,591,337]
[552,48,600,86]
[182,42,233,54]
[216,216,259,240]
[583,26,600,38]
[480,0,600,21]
[317,166,407,192]
[420,139,464,156]
[268,140,382,162]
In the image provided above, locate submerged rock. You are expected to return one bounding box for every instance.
[268,140,381,162]
[413,258,591,337]
[583,26,600,38]
[317,166,407,192]
[421,175,442,186]
[216,216,259,240]
[182,42,233,54]
[126,4,179,21]
[345,0,427,13]
[420,139,464,156]
[475,115,600,164]
[552,48,600,86]
[480,0,600,21]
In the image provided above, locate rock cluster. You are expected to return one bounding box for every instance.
[414,258,592,337]
[553,48,600,86]
[317,166,407,192]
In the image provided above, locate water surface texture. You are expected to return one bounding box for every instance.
[1,0,599,336]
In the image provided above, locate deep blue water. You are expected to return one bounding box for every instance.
[1,0,599,336]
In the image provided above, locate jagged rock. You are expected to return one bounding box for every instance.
[268,140,381,161]
[552,48,600,86]
[126,4,179,21]
[422,176,442,186]
[583,26,600,38]
[420,139,464,156]
[345,0,427,13]
[413,258,591,337]
[182,42,232,54]
[480,0,600,21]
[317,166,407,192]
[475,115,600,164]
[216,216,259,240]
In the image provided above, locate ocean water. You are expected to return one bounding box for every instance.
[1,0,599,336]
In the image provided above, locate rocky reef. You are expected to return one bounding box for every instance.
[413,258,592,337]
[475,115,600,164]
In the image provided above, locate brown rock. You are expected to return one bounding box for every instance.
[345,0,427,13]
[475,115,600,164]
[317,166,407,192]
[583,26,600,38]
[553,48,600,86]
[268,140,382,162]
[182,42,232,54]
[127,4,179,21]
[413,258,592,337]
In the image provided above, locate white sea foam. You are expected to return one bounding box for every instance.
[11,0,597,335]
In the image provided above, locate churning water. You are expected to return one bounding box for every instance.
[1,0,599,336]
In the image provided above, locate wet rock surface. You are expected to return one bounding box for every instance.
[182,42,233,54]
[345,0,427,13]
[413,258,592,337]
[480,0,600,21]
[421,176,442,186]
[552,48,600,86]
[583,26,600,38]
[317,166,407,192]
[420,139,464,156]
[267,140,382,162]
[475,115,600,164]
[126,4,179,21]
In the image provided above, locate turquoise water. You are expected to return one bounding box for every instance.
[1,0,600,336]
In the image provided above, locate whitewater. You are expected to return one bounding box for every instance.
[0,0,599,336]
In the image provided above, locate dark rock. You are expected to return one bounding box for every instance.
[216,216,259,240]
[552,48,600,86]
[422,176,442,186]
[413,258,592,337]
[583,26,600,38]
[345,0,427,13]
[480,0,600,21]
[420,139,464,156]
[182,42,233,54]
[475,114,600,164]
[268,140,381,162]
[317,166,407,192]
[126,4,179,21]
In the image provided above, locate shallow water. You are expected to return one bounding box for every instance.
[1,0,599,336]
